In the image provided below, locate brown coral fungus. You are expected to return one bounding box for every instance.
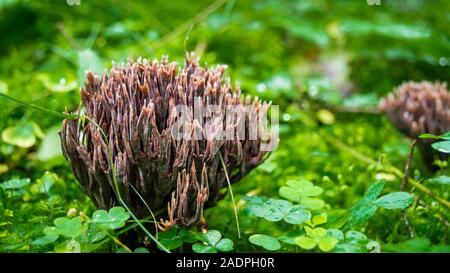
[60,54,276,228]
[379,81,450,168]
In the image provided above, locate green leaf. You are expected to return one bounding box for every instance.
[1,122,42,148]
[263,207,285,222]
[283,205,311,224]
[346,181,387,226]
[0,178,30,190]
[249,234,281,251]
[279,180,323,203]
[31,234,58,245]
[363,181,385,201]
[85,224,107,243]
[374,192,413,209]
[92,206,130,230]
[279,186,300,202]
[318,237,339,252]
[427,176,450,186]
[44,226,60,237]
[295,236,317,250]
[201,230,222,246]
[215,238,234,252]
[349,203,378,226]
[134,247,149,253]
[440,132,450,140]
[301,197,325,210]
[286,179,323,196]
[53,217,83,238]
[326,229,344,241]
[419,133,440,139]
[192,243,217,253]
[159,238,183,250]
[345,231,368,244]
[278,230,305,245]
[308,227,327,239]
[178,229,198,243]
[431,141,450,153]
[382,237,431,253]
[311,213,327,226]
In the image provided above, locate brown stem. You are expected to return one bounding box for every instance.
[401,139,417,239]
[401,139,417,191]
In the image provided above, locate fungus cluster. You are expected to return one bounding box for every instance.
[379,81,450,167]
[60,54,276,228]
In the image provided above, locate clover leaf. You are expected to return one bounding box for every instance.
[331,230,378,253]
[279,179,325,209]
[283,205,311,224]
[92,206,130,230]
[244,196,311,225]
[295,226,339,252]
[1,121,43,148]
[249,234,281,251]
[53,216,83,238]
[193,230,234,253]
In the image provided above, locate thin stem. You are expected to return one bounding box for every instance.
[0,93,77,119]
[219,153,241,239]
[401,139,417,239]
[401,139,417,191]
[129,183,159,239]
[107,233,132,253]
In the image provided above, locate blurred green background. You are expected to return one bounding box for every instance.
[0,0,449,253]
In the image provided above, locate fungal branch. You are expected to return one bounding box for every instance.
[78,115,171,252]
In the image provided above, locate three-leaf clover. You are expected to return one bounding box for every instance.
[158,228,198,251]
[92,206,130,230]
[279,179,325,209]
[295,226,339,252]
[193,230,234,253]
[244,196,311,225]
[329,230,380,253]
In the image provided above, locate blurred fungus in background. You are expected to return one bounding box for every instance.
[379,81,450,169]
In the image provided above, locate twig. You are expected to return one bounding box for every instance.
[321,133,450,210]
[401,139,417,239]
